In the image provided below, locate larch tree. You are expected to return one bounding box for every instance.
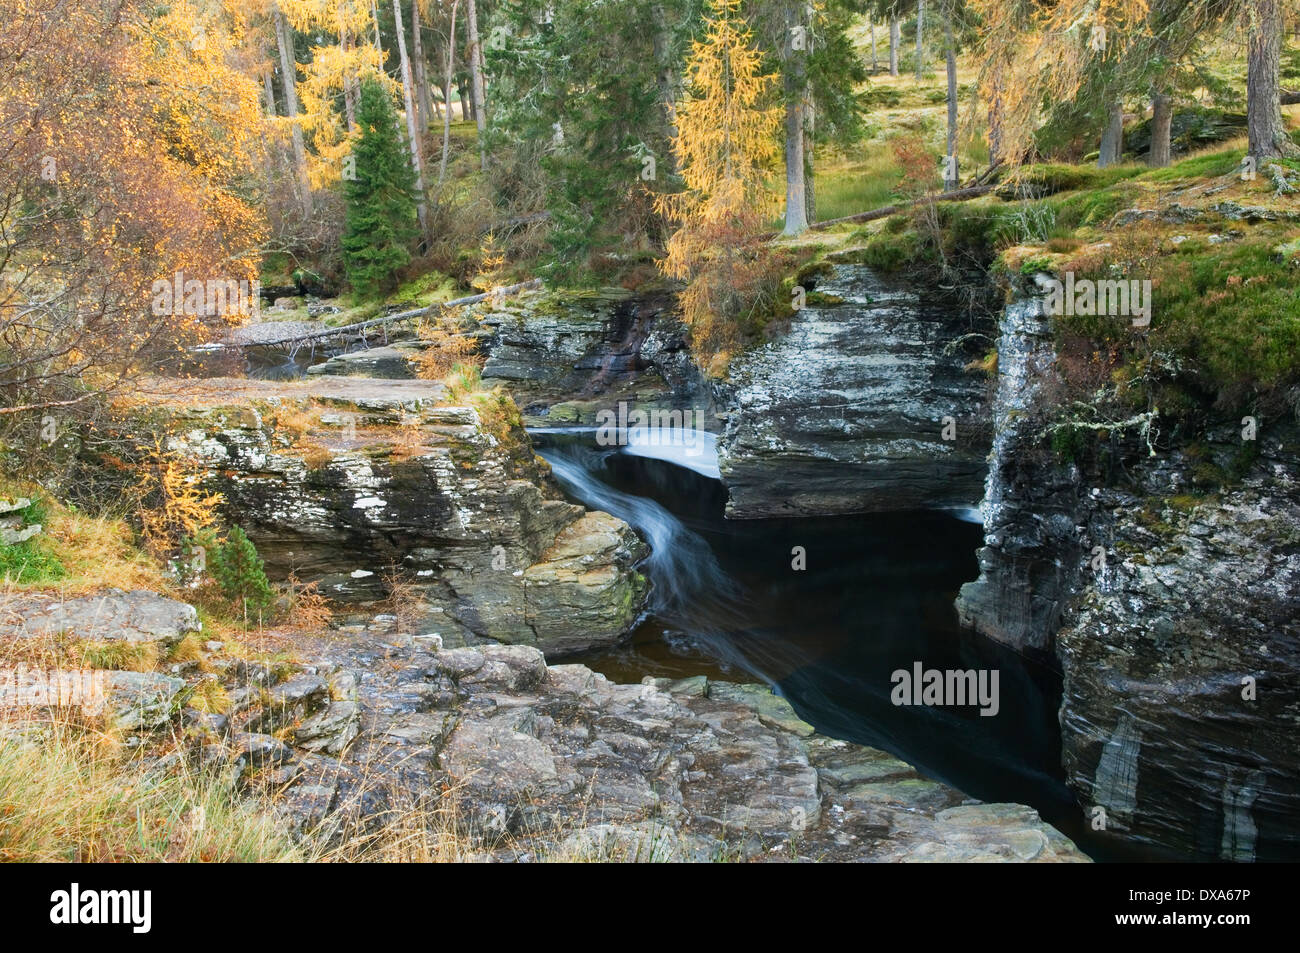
[656,0,781,366]
[0,0,265,420]
[278,0,388,190]
[271,3,314,215]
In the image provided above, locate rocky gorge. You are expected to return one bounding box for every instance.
[20,253,1293,863]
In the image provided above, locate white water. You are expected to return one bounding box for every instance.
[529,426,721,479]
[538,441,757,673]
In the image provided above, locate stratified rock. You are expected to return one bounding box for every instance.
[478,287,714,426]
[0,589,200,647]
[522,512,648,654]
[957,274,1300,858]
[144,378,649,656]
[1057,476,1300,860]
[716,264,989,518]
[306,343,424,379]
[956,289,1085,651]
[271,632,1087,863]
[105,671,189,731]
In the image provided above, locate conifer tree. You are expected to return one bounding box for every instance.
[341,78,419,297]
[656,0,782,368]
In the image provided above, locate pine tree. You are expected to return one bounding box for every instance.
[212,527,275,615]
[341,78,419,298]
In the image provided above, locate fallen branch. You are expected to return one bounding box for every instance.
[762,184,994,240]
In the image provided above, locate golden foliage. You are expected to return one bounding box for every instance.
[414,306,482,380]
[655,0,783,366]
[136,441,225,557]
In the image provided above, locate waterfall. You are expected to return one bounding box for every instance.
[535,435,759,676]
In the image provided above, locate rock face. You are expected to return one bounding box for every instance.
[268,625,1086,862]
[1057,467,1300,860]
[957,280,1300,859]
[0,665,188,731]
[955,293,1085,651]
[306,343,424,380]
[149,378,647,656]
[715,264,990,518]
[478,287,715,427]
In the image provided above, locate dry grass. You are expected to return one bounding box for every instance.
[0,719,302,862]
[1,492,164,595]
[414,306,482,381]
[283,574,334,632]
[320,792,474,863]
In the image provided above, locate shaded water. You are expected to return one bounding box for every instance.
[533,429,1174,862]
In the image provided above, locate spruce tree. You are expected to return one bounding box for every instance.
[342,78,419,298]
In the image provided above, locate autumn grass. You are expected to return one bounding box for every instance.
[0,720,303,862]
[0,486,164,594]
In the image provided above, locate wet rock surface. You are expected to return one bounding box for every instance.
[957,281,1300,858]
[715,264,990,518]
[1057,467,1300,859]
[956,294,1085,651]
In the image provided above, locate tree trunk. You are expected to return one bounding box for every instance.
[653,4,681,173]
[1098,100,1124,167]
[782,7,808,237]
[412,0,433,135]
[1247,0,1299,158]
[273,6,312,217]
[262,65,277,117]
[393,0,430,237]
[804,90,816,224]
[466,0,487,170]
[1149,89,1173,167]
[459,77,470,122]
[988,56,1005,169]
[438,0,460,185]
[915,0,924,81]
[944,12,958,190]
[889,17,900,76]
[869,19,877,72]
[340,23,358,133]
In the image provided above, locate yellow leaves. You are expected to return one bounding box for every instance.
[656,0,779,285]
[136,439,225,557]
[298,42,391,189]
[654,0,786,367]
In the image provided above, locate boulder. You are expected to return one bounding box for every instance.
[0,589,200,647]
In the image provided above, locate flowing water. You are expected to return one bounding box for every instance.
[532,427,1170,861]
